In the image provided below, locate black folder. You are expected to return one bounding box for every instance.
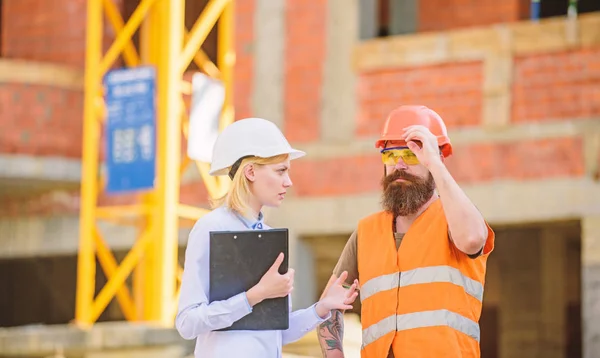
[209,228,290,331]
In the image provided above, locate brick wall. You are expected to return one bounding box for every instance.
[2,0,86,67]
[418,0,528,32]
[0,0,254,215]
[342,14,600,200]
[356,61,484,137]
[444,137,585,183]
[283,0,327,143]
[1,0,123,68]
[512,48,600,123]
[2,2,599,216]
[290,137,585,197]
[0,84,83,158]
[0,0,257,157]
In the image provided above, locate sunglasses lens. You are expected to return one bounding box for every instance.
[381,149,419,165]
[402,151,419,165]
[381,151,397,165]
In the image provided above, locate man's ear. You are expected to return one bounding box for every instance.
[244,163,256,182]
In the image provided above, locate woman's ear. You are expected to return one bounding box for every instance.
[244,163,256,182]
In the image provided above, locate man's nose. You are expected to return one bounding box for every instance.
[394,158,409,170]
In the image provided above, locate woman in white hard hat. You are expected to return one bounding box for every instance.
[175,117,358,358]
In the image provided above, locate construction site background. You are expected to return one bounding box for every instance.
[1,0,600,357]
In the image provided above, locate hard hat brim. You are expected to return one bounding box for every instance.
[208,148,306,176]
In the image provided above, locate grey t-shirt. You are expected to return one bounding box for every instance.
[332,229,404,288]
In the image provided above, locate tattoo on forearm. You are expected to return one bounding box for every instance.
[318,309,344,354]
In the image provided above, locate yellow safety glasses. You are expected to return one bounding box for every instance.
[381,147,419,166]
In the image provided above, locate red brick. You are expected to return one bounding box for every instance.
[512,48,600,123]
[419,0,524,32]
[180,180,210,206]
[290,137,584,197]
[445,137,584,184]
[290,155,383,197]
[0,84,83,158]
[356,61,484,137]
[283,0,327,143]
[1,0,122,69]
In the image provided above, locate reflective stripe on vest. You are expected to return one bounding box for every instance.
[360,265,484,350]
[361,309,481,349]
[360,265,484,302]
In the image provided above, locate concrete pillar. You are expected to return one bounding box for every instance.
[321,0,358,142]
[251,0,286,128]
[540,229,567,358]
[582,215,600,358]
[498,228,541,358]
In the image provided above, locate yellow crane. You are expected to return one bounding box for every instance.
[75,0,234,328]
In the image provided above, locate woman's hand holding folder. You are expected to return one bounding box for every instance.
[246,252,294,306]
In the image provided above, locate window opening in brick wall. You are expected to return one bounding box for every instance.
[359,0,418,40]
[535,0,600,19]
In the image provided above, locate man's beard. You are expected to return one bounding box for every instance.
[380,169,436,217]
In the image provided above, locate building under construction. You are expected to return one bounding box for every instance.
[1,0,600,357]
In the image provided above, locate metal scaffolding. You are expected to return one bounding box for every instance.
[75,0,234,327]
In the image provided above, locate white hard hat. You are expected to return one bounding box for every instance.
[209,117,306,177]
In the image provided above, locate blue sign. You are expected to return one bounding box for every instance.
[104,66,156,194]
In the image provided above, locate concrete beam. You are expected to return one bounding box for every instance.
[7,177,599,258]
[0,215,192,259]
[0,155,81,183]
[0,153,202,193]
[0,59,83,90]
[0,155,81,197]
[0,321,190,358]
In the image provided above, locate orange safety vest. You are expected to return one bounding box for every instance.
[357,199,494,358]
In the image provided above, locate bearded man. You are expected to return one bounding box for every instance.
[317,105,495,358]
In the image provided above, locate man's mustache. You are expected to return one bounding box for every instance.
[385,170,421,184]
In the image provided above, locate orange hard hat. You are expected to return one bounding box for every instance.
[375,105,453,157]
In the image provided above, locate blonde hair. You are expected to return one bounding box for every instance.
[211,154,290,217]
